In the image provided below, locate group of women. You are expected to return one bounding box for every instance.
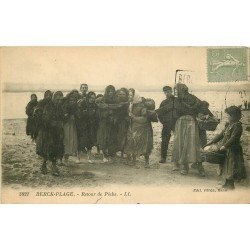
[26,84,156,176]
[25,83,246,190]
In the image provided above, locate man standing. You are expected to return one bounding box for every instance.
[156,86,178,163]
[80,83,89,99]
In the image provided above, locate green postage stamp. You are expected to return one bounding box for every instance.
[207,47,248,82]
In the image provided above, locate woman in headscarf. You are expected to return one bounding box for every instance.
[62,90,79,165]
[96,85,119,163]
[171,83,205,176]
[25,93,38,140]
[35,91,64,176]
[34,90,53,147]
[124,89,154,167]
[116,88,130,158]
[76,91,99,163]
[71,89,81,100]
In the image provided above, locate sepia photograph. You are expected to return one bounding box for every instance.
[1,46,249,203]
[1,2,250,250]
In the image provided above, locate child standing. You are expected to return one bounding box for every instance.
[203,106,246,190]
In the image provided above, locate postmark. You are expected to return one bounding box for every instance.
[207,47,248,82]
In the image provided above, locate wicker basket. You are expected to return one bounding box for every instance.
[201,151,225,164]
[198,117,220,131]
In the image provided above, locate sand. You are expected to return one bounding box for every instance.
[1,112,250,190]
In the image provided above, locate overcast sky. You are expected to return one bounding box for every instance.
[1,47,249,92]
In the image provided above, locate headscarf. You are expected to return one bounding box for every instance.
[66,90,79,101]
[52,91,63,101]
[72,89,79,95]
[29,94,38,107]
[116,88,129,102]
[50,91,64,120]
[103,85,116,103]
[129,89,142,113]
[64,90,78,115]
[44,90,52,98]
[86,91,96,106]
[120,87,129,97]
[175,83,189,94]
[31,93,37,99]
[201,101,209,108]
[132,89,142,104]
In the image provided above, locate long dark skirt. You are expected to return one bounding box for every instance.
[78,125,98,150]
[97,118,118,157]
[224,145,246,180]
[26,116,36,139]
[117,121,128,152]
[36,127,64,161]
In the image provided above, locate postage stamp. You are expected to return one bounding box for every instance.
[207,47,248,82]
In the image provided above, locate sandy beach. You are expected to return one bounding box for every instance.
[2,111,249,191]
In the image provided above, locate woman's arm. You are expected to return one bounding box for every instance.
[131,108,147,124]
[97,102,109,109]
[155,103,174,115]
[106,102,129,110]
[204,130,224,147]
[147,110,158,123]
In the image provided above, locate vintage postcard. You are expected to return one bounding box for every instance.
[0,47,249,203]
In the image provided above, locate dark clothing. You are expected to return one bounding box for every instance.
[244,101,247,110]
[62,101,78,119]
[199,128,207,147]
[25,100,38,139]
[156,95,179,127]
[155,95,178,159]
[204,122,246,180]
[33,99,50,140]
[212,122,242,149]
[197,113,210,147]
[35,100,64,161]
[76,102,99,150]
[177,93,202,117]
[161,125,172,159]
[96,98,119,157]
[80,92,87,101]
[116,102,129,152]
